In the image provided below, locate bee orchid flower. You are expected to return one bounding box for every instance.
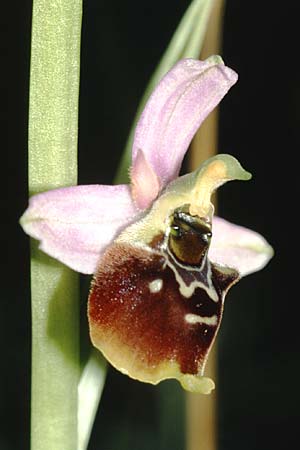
[20,56,273,394]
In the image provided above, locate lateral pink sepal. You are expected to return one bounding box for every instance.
[20,184,138,274]
[209,216,274,277]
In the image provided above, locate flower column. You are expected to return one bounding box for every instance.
[28,1,82,449]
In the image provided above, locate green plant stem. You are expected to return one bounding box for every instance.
[28,1,82,449]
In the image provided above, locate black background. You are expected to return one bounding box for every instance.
[1,1,299,449]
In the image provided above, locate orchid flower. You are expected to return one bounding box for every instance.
[20,56,273,394]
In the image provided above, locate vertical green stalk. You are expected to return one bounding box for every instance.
[28,1,82,449]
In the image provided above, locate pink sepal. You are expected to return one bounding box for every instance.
[132,57,238,190]
[20,184,137,274]
[209,216,273,277]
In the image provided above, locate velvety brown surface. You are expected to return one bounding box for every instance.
[89,242,238,375]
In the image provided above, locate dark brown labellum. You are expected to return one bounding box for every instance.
[88,206,239,387]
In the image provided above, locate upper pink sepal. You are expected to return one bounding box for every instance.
[132,56,238,190]
[130,149,161,209]
[20,184,137,274]
[209,216,274,277]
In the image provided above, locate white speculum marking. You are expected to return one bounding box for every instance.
[159,225,219,303]
[148,279,163,293]
[185,313,218,326]
[165,257,219,302]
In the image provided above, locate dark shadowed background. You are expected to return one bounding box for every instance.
[1,1,299,449]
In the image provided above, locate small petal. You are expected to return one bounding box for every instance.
[209,216,274,276]
[130,149,161,209]
[20,185,137,274]
[132,56,238,191]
